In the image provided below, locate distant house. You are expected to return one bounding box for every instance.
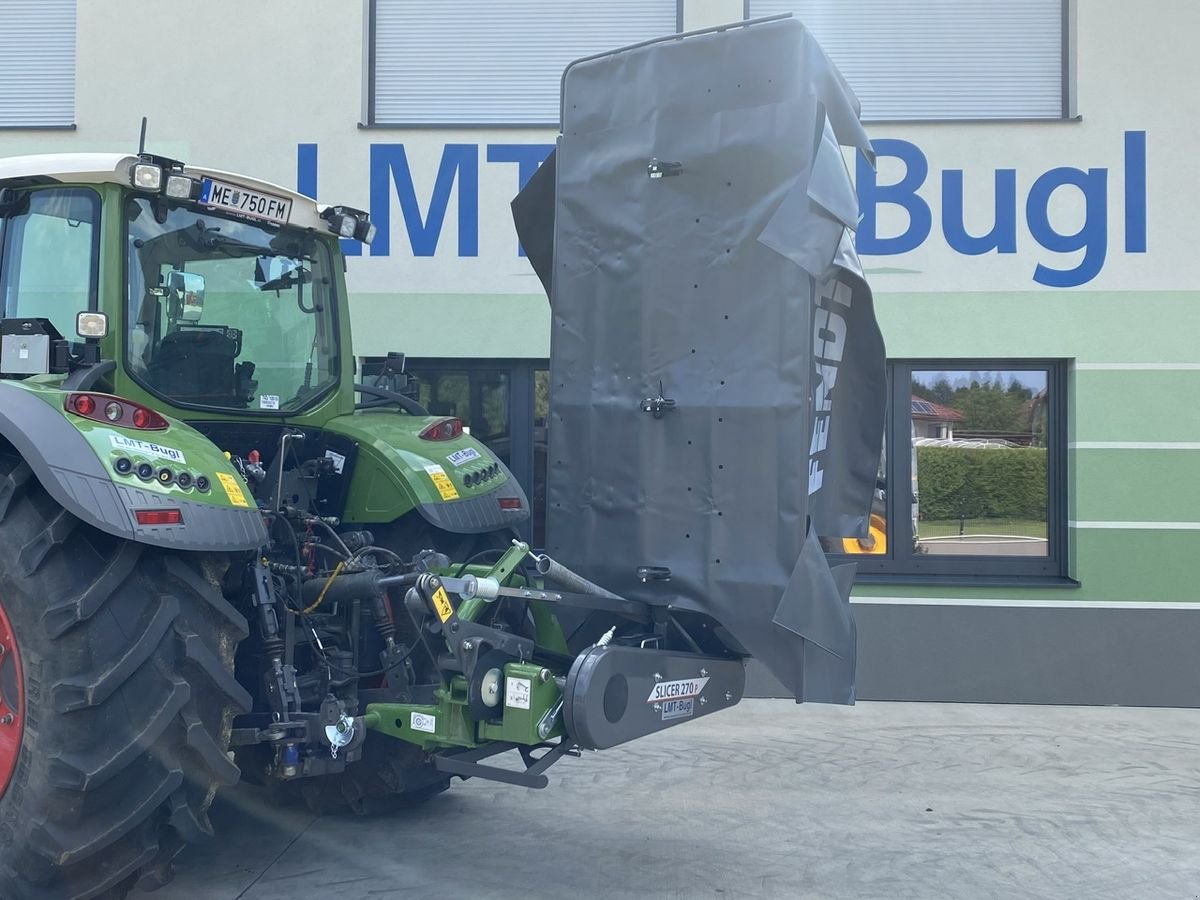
[911,398,965,440]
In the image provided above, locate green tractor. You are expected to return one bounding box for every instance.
[0,150,746,899]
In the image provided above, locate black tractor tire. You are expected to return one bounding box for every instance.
[0,450,250,900]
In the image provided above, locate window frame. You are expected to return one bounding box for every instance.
[363,0,684,128]
[743,0,1074,124]
[843,358,1071,585]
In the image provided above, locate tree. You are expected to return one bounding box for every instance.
[929,377,954,405]
[912,379,934,401]
[958,385,1025,432]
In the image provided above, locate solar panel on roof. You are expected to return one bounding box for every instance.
[911,399,936,415]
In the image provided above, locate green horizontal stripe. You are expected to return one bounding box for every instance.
[1072,369,1200,443]
[348,293,549,359]
[853,528,1198,603]
[875,291,1200,362]
[1070,449,1199,522]
[358,291,1200,363]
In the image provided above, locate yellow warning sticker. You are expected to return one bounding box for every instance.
[424,464,460,501]
[431,586,454,622]
[215,472,249,508]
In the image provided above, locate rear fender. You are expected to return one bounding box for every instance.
[0,382,266,551]
[326,411,529,533]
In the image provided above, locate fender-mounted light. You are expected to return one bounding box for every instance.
[76,311,109,339]
[498,498,523,510]
[135,508,183,526]
[65,392,169,430]
[419,417,463,441]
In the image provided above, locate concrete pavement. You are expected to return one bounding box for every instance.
[133,700,1200,900]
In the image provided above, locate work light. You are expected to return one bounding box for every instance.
[131,162,163,191]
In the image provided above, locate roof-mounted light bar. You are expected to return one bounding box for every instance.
[129,153,201,201]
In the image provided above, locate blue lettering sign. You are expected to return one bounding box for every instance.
[857,130,1146,287]
[370,144,479,257]
[855,139,931,255]
[941,168,1017,255]
[1026,166,1108,288]
[1124,130,1147,253]
[295,130,1147,287]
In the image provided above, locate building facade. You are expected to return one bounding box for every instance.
[1,0,1196,704]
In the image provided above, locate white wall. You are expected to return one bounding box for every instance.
[1,0,1195,356]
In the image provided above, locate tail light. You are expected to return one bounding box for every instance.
[419,417,463,441]
[499,498,523,511]
[65,393,168,430]
[135,508,183,526]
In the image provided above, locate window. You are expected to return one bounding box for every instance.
[125,199,339,413]
[0,0,76,128]
[840,360,1069,581]
[368,0,681,126]
[746,1,1068,121]
[0,188,98,339]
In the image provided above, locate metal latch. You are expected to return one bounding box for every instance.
[640,382,676,419]
[647,158,683,179]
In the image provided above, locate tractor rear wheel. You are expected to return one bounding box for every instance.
[0,450,250,900]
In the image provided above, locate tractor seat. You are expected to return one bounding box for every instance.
[148,326,242,406]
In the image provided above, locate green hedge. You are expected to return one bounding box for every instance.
[915,446,1047,521]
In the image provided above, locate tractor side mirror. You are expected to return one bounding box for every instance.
[166,270,206,322]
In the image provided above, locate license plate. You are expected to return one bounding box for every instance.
[199,178,292,225]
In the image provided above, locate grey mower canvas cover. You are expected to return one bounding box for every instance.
[514,17,886,703]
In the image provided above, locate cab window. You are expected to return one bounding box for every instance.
[0,188,100,339]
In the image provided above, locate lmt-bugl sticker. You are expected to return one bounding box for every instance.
[110,435,186,464]
[447,447,481,467]
[661,698,694,721]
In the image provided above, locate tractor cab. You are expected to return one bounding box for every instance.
[0,152,368,420]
